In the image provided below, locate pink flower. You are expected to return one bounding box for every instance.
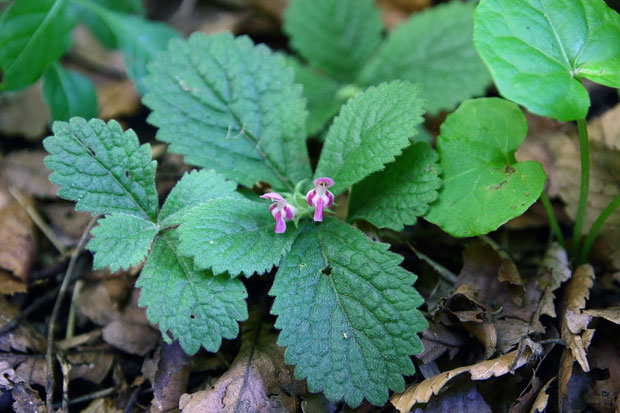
[306,177,334,222]
[260,192,295,233]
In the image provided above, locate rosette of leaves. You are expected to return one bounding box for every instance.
[0,0,179,121]
[283,0,492,135]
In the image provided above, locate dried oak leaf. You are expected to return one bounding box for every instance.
[0,196,37,282]
[0,151,58,198]
[391,347,533,412]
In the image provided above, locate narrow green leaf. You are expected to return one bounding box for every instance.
[270,219,426,407]
[42,63,98,122]
[137,230,248,355]
[284,0,383,81]
[474,0,620,121]
[359,1,490,114]
[348,142,442,231]
[0,0,74,90]
[88,213,158,271]
[159,169,241,227]
[424,98,546,237]
[285,56,344,136]
[178,198,298,277]
[44,117,159,221]
[315,81,425,196]
[144,32,311,191]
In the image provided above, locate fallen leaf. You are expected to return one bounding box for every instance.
[508,376,543,413]
[391,348,532,412]
[0,151,58,198]
[15,352,113,386]
[0,83,50,139]
[583,307,620,325]
[0,296,46,353]
[42,203,92,241]
[81,398,123,413]
[0,271,28,295]
[75,277,133,326]
[151,341,190,413]
[417,320,466,364]
[11,382,46,413]
[530,377,554,413]
[102,319,159,356]
[413,384,492,413]
[377,0,431,29]
[0,195,37,282]
[97,79,140,121]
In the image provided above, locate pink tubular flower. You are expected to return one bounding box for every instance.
[260,192,295,233]
[306,177,334,222]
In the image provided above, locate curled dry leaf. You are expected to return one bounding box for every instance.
[530,377,554,413]
[583,307,620,325]
[0,151,58,198]
[390,348,532,412]
[0,195,37,282]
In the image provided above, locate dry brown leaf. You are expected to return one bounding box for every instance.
[15,352,113,387]
[588,102,620,150]
[11,382,46,413]
[150,341,190,413]
[0,271,28,295]
[415,384,492,413]
[391,348,532,412]
[75,277,133,326]
[81,398,123,413]
[97,79,140,120]
[0,151,58,198]
[417,320,466,364]
[0,297,46,353]
[102,320,159,356]
[583,307,620,324]
[529,377,554,413]
[0,82,50,139]
[0,196,37,282]
[377,0,431,29]
[42,203,92,241]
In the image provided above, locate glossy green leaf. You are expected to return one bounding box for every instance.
[44,118,159,221]
[348,142,442,231]
[88,213,158,271]
[284,0,383,81]
[137,230,248,355]
[359,1,490,114]
[474,0,620,121]
[42,63,98,122]
[159,169,241,227]
[178,198,298,277]
[0,0,74,91]
[144,33,311,191]
[270,219,426,407]
[315,81,425,196]
[424,98,546,237]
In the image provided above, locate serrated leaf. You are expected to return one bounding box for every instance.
[144,32,311,191]
[348,142,441,231]
[178,198,298,277]
[285,56,344,136]
[0,0,74,91]
[284,0,383,81]
[159,169,241,227]
[88,213,158,271]
[359,2,490,114]
[424,98,546,237]
[42,63,98,122]
[137,230,248,355]
[315,81,425,196]
[44,117,159,220]
[474,0,620,121]
[270,219,427,407]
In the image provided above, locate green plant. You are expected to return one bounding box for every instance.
[473,0,620,262]
[0,0,179,121]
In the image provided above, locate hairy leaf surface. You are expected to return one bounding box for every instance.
[271,219,427,407]
[284,0,382,81]
[144,32,311,191]
[315,81,425,196]
[178,198,298,277]
[88,214,158,271]
[42,63,98,121]
[44,118,159,220]
[474,0,620,121]
[359,2,490,114]
[348,142,441,231]
[424,98,546,237]
[138,230,248,355]
[0,0,74,90]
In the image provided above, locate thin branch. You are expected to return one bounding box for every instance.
[0,286,60,336]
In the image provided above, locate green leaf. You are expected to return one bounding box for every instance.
[284,0,383,81]
[42,63,98,122]
[348,142,442,231]
[159,169,241,227]
[424,98,546,237]
[137,230,248,355]
[88,213,158,271]
[0,0,74,91]
[315,81,425,196]
[178,198,298,277]
[285,56,344,136]
[144,32,311,191]
[359,2,490,114]
[270,219,426,407]
[474,0,620,121]
[43,117,159,221]
[74,0,145,49]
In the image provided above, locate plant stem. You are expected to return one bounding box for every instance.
[572,118,590,259]
[540,192,566,249]
[578,192,620,264]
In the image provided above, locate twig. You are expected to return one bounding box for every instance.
[45,216,100,413]
[0,286,60,336]
[52,387,116,409]
[57,329,102,351]
[57,353,71,413]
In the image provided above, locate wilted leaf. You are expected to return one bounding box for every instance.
[391,348,532,412]
[0,197,37,282]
